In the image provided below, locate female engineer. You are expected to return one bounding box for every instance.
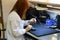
[6,0,36,40]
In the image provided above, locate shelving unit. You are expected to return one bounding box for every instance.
[29,0,60,13]
[29,0,60,7]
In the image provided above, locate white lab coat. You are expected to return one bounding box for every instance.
[6,11,30,40]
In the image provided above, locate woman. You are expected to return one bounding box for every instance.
[6,0,36,40]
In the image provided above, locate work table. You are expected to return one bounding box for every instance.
[25,23,60,40]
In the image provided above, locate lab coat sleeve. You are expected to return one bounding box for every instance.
[10,16,26,37]
[22,20,30,26]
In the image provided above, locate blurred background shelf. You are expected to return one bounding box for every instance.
[29,0,60,7]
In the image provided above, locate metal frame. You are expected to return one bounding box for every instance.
[0,0,5,40]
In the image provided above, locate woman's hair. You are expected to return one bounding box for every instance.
[11,0,30,19]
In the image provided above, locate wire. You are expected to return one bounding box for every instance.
[30,13,41,24]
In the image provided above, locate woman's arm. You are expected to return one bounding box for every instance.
[9,12,26,37]
[9,13,32,37]
[22,20,30,26]
[10,17,26,37]
[22,18,36,26]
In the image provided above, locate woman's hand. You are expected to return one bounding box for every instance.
[29,18,36,24]
[25,25,32,32]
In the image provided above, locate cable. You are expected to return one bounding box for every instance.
[30,13,41,24]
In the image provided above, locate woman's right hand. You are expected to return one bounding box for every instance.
[25,25,32,32]
[29,18,36,24]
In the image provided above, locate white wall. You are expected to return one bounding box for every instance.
[2,0,17,27]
